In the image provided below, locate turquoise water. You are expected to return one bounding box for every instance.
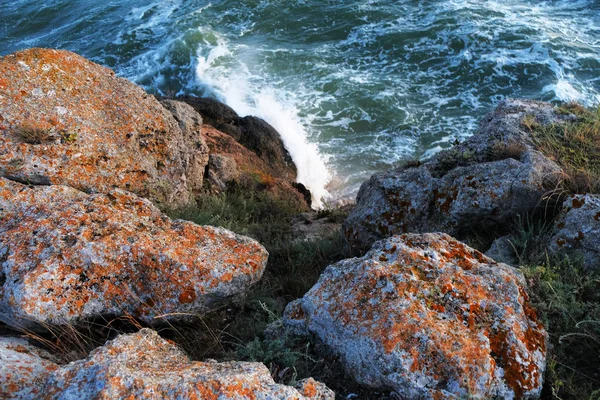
[2,0,600,205]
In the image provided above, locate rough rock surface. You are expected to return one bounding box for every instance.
[181,95,297,181]
[344,99,567,251]
[291,212,341,243]
[551,194,600,269]
[0,337,58,399]
[0,48,209,209]
[282,233,547,399]
[485,235,520,267]
[202,124,310,210]
[42,329,331,399]
[207,154,239,191]
[0,178,268,329]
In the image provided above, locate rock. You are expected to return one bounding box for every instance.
[295,378,335,400]
[178,96,239,132]
[207,154,239,191]
[0,48,209,209]
[344,99,566,252]
[202,124,310,210]
[486,235,519,267]
[42,328,331,399]
[0,336,58,399]
[0,178,268,329]
[550,194,600,269]
[181,96,297,182]
[236,116,296,181]
[291,212,341,243]
[282,233,547,399]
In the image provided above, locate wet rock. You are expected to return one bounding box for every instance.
[236,116,296,181]
[282,233,547,399]
[0,178,268,329]
[344,99,565,251]
[43,329,331,399]
[181,96,297,182]
[0,48,209,209]
[550,194,600,269]
[0,337,58,399]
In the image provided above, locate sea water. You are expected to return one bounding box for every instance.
[2,0,599,207]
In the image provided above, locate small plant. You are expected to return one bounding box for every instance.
[521,113,540,132]
[489,140,527,162]
[14,125,56,145]
[60,131,77,144]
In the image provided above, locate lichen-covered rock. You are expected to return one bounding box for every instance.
[295,378,335,400]
[0,178,267,329]
[550,194,600,269]
[283,233,547,399]
[344,99,566,251]
[0,48,209,209]
[42,329,330,399]
[0,337,58,399]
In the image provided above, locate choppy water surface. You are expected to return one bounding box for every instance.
[2,0,599,205]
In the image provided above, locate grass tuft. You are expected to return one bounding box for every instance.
[523,104,600,194]
[14,125,56,145]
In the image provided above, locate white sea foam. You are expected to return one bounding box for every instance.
[195,33,331,208]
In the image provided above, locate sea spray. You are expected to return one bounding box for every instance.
[195,34,331,208]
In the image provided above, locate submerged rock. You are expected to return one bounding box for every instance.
[282,233,547,399]
[551,194,600,269]
[0,178,267,329]
[42,329,332,399]
[0,48,209,209]
[344,99,567,251]
[0,337,58,399]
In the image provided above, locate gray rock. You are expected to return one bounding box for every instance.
[486,235,519,267]
[344,99,566,251]
[291,212,342,243]
[207,154,239,191]
[282,233,547,399]
[550,194,600,269]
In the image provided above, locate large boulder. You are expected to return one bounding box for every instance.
[344,99,568,251]
[180,95,297,182]
[202,124,310,210]
[282,233,547,399]
[0,48,209,209]
[0,178,268,329]
[41,329,333,399]
[0,337,58,399]
[550,194,600,269]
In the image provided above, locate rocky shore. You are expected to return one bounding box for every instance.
[0,48,598,399]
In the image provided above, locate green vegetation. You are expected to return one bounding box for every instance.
[524,103,600,194]
[501,211,600,399]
